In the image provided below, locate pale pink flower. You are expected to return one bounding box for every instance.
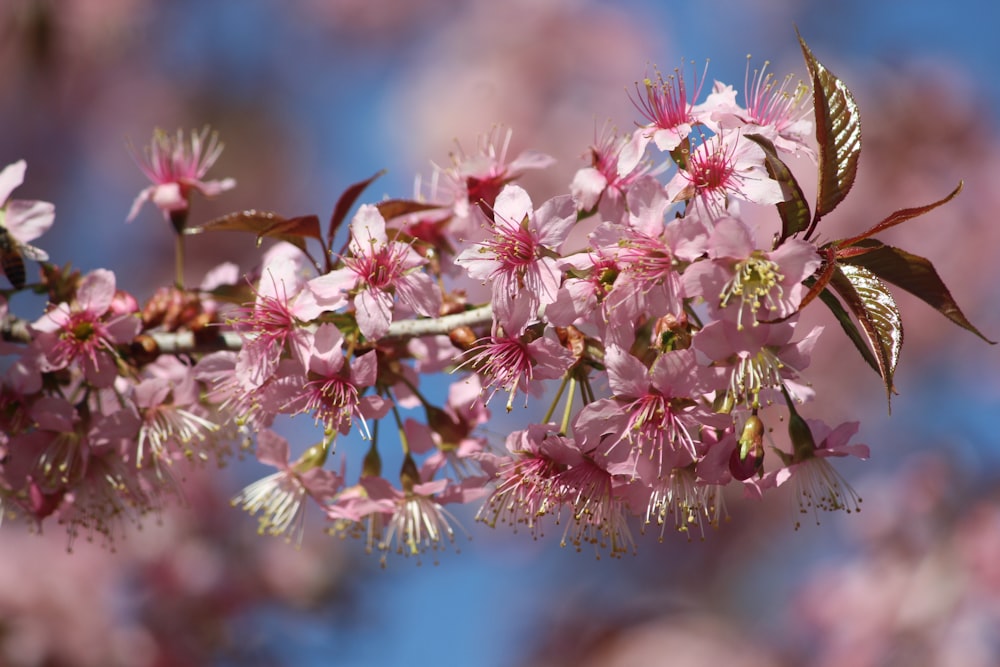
[550,451,636,558]
[702,60,814,159]
[683,216,821,329]
[694,318,822,410]
[476,424,575,539]
[32,269,140,388]
[231,254,315,390]
[666,130,785,220]
[458,330,574,412]
[454,185,575,333]
[0,160,54,288]
[753,419,868,528]
[126,126,236,225]
[358,455,478,566]
[424,126,556,236]
[404,375,490,479]
[618,65,706,176]
[570,123,660,217]
[232,429,341,545]
[290,323,387,437]
[637,464,728,541]
[132,356,220,469]
[576,346,725,479]
[312,204,440,340]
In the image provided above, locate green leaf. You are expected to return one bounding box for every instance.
[838,239,995,343]
[829,264,903,409]
[327,170,387,253]
[744,133,811,246]
[798,31,862,234]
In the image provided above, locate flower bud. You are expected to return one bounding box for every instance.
[730,415,765,480]
[449,325,477,350]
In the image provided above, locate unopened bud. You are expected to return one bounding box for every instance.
[129,334,160,365]
[730,415,765,480]
[653,313,691,351]
[449,325,477,351]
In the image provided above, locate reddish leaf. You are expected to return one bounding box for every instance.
[327,170,387,252]
[838,239,994,343]
[745,133,811,245]
[835,181,963,249]
[376,199,446,223]
[798,32,862,236]
[797,246,837,312]
[189,210,307,252]
[258,215,322,244]
[829,264,903,409]
[818,287,880,375]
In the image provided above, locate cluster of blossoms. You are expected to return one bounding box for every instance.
[0,38,986,562]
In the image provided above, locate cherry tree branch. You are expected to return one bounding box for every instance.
[0,304,495,354]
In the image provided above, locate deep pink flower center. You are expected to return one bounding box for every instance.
[486,224,537,273]
[303,375,359,429]
[347,243,407,290]
[632,70,693,130]
[689,149,735,192]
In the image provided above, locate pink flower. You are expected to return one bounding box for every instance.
[32,269,140,388]
[232,429,341,544]
[693,318,822,410]
[231,253,316,390]
[576,346,725,479]
[355,455,478,566]
[458,330,574,412]
[454,185,575,334]
[425,126,556,237]
[665,130,785,220]
[753,419,868,528]
[132,356,220,469]
[618,65,706,176]
[0,160,55,288]
[701,61,815,159]
[570,123,660,217]
[476,424,578,540]
[290,323,387,437]
[126,126,236,226]
[683,216,821,329]
[311,204,440,340]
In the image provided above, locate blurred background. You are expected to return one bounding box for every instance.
[2,0,1000,665]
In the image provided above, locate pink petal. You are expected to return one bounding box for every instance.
[0,161,26,203]
[256,429,291,469]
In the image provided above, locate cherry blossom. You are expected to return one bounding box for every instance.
[126,126,236,226]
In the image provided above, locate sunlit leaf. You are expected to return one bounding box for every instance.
[839,239,994,343]
[818,287,880,374]
[798,32,862,234]
[745,133,811,245]
[829,264,903,409]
